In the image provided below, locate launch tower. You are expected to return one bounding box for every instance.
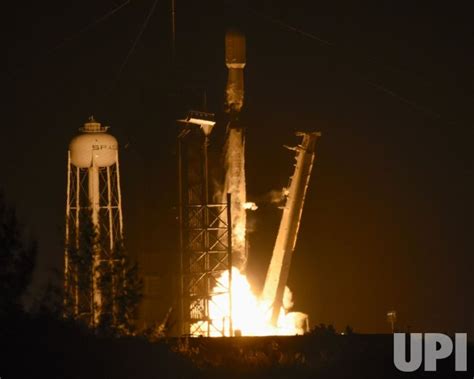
[178,111,234,336]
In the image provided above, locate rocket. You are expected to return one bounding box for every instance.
[223,29,248,269]
[225,29,246,116]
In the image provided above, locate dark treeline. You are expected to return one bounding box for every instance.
[1,192,472,378]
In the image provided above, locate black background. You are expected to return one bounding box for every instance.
[4,0,473,335]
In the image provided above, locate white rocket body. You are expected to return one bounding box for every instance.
[225,30,246,113]
[223,30,248,269]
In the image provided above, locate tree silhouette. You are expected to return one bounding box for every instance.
[310,323,337,336]
[65,209,142,334]
[344,325,354,335]
[64,210,96,323]
[97,240,143,336]
[0,191,37,317]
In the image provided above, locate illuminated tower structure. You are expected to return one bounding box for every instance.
[262,132,321,325]
[64,116,123,326]
[178,110,233,336]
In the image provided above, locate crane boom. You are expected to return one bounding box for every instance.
[262,131,321,325]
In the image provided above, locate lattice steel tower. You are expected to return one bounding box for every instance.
[178,111,233,337]
[64,116,123,326]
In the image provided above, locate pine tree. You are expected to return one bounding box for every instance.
[65,209,142,334]
[344,325,354,335]
[34,270,64,318]
[97,241,143,336]
[64,210,96,323]
[0,191,37,317]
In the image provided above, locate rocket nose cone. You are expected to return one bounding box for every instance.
[225,29,246,66]
[226,28,244,40]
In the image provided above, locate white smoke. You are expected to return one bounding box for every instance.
[243,202,258,211]
[261,188,289,206]
[226,83,244,113]
[283,286,294,311]
[222,128,247,269]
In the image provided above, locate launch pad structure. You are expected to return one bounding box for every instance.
[177,111,234,337]
[176,30,321,337]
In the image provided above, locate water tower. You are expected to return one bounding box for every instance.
[64,116,123,326]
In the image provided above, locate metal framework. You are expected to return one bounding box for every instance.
[64,150,123,325]
[178,112,233,337]
[262,132,320,325]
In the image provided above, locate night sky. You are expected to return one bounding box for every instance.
[5,0,473,335]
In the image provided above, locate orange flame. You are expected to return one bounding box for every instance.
[191,268,307,337]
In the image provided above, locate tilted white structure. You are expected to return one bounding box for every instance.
[262,132,321,325]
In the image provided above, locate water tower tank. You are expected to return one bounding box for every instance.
[69,117,118,168]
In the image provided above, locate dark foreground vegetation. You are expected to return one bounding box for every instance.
[2,313,474,379]
[1,192,473,379]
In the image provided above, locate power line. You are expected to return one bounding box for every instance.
[116,0,160,79]
[50,0,131,54]
[231,3,450,122]
[8,0,131,77]
[363,78,442,120]
[98,0,159,117]
[241,5,333,48]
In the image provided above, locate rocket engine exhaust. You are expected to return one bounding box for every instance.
[185,29,318,337]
